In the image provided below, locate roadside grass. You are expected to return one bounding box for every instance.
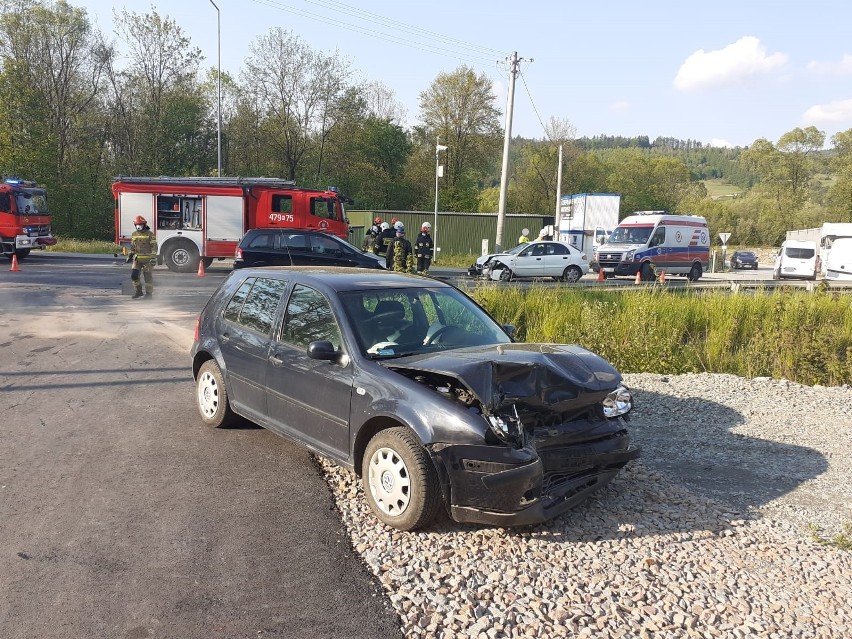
[437,251,478,269]
[46,236,117,254]
[471,282,852,387]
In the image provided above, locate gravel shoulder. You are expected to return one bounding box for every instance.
[321,373,852,639]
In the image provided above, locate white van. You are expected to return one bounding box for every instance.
[773,240,818,280]
[595,211,710,281]
[824,237,852,281]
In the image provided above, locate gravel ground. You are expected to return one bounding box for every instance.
[319,373,852,638]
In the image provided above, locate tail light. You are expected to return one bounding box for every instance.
[235,247,242,259]
[194,315,201,342]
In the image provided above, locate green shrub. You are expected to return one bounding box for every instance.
[470,285,852,387]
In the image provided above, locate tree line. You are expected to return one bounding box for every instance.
[1,1,850,247]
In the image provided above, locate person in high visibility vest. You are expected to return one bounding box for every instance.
[130,215,158,299]
[518,228,530,244]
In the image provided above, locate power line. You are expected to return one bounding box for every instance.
[519,68,557,146]
[249,0,503,66]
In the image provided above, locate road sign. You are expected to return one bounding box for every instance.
[719,232,731,245]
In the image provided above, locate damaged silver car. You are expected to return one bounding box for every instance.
[191,267,639,530]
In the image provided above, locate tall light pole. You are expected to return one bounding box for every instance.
[209,0,222,177]
[434,137,448,262]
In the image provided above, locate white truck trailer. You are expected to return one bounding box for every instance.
[786,223,852,276]
[557,193,620,270]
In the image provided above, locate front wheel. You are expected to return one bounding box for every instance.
[164,240,199,273]
[562,265,582,283]
[640,262,654,282]
[196,360,236,428]
[15,248,31,259]
[498,267,513,282]
[688,262,703,282]
[362,427,441,531]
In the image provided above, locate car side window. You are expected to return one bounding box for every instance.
[311,235,341,255]
[649,228,665,247]
[223,278,255,323]
[548,244,567,256]
[531,244,546,257]
[280,285,342,350]
[277,233,309,253]
[228,278,288,335]
[247,233,274,249]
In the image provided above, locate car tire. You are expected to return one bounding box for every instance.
[498,267,513,282]
[202,257,214,269]
[731,262,737,270]
[196,360,237,428]
[15,248,31,259]
[640,262,654,282]
[688,262,703,282]
[562,265,582,283]
[362,427,441,531]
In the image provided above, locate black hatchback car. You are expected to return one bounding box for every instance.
[234,229,385,270]
[191,268,639,530]
[730,250,758,270]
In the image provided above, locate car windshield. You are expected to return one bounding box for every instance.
[608,226,653,244]
[738,252,756,258]
[15,190,48,215]
[339,286,511,359]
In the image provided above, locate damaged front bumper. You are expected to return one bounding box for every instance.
[432,420,640,527]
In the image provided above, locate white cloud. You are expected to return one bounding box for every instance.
[710,138,735,148]
[609,101,629,113]
[807,54,852,75]
[674,36,788,91]
[803,99,852,123]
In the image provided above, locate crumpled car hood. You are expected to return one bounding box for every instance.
[384,343,621,413]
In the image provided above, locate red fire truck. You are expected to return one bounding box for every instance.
[113,176,352,272]
[0,178,56,259]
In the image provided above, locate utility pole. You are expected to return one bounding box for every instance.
[495,51,529,252]
[209,0,222,177]
[554,144,563,222]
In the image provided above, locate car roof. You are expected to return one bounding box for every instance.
[229,266,452,292]
[242,228,338,238]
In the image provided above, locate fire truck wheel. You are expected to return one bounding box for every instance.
[164,240,199,273]
[14,249,30,259]
[202,257,214,269]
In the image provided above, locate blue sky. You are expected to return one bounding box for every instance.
[83,0,852,148]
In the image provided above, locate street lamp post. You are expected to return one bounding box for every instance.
[434,137,448,262]
[209,0,222,177]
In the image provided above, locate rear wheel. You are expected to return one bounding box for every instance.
[362,427,441,531]
[640,262,654,282]
[562,265,582,283]
[202,257,214,269]
[688,262,703,281]
[164,240,199,273]
[196,360,236,428]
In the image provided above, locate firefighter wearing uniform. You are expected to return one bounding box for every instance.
[374,222,394,256]
[386,225,412,272]
[363,216,382,251]
[415,222,434,273]
[130,215,157,299]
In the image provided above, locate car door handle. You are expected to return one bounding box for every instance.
[270,353,284,366]
[220,332,230,343]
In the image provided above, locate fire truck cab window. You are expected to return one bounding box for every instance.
[0,194,9,212]
[311,198,336,220]
[272,195,292,213]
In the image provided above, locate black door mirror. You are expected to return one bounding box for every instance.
[307,340,339,361]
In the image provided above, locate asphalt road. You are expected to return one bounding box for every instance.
[0,253,402,639]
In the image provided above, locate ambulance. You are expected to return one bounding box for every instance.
[595,211,710,281]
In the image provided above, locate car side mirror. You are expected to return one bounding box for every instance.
[307,340,339,361]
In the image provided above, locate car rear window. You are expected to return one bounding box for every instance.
[785,247,815,259]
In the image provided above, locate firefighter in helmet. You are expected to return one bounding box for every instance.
[415,222,434,273]
[375,221,394,256]
[364,215,382,251]
[130,215,157,299]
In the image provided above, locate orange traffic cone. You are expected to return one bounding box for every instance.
[596,268,604,282]
[196,260,206,277]
[659,270,666,284]
[634,270,642,285]
[10,254,21,271]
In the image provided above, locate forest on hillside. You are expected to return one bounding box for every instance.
[1,1,851,247]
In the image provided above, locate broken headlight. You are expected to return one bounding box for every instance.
[486,404,524,446]
[602,385,632,418]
